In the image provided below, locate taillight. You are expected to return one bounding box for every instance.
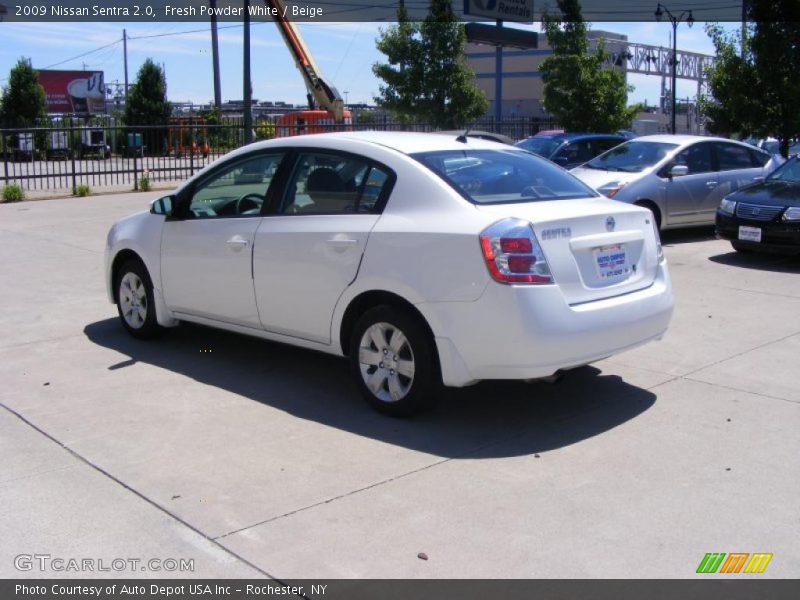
[479,218,553,284]
[651,218,664,262]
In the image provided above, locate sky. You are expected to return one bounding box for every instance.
[0,19,732,110]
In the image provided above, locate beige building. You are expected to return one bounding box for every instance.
[466,30,629,118]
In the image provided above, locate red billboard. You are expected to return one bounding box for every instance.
[37,70,107,115]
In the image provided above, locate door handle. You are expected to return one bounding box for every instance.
[705,181,718,188]
[226,236,250,251]
[326,236,358,246]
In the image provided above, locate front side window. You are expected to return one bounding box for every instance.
[412,149,598,204]
[188,153,284,218]
[554,140,594,164]
[281,153,392,215]
[585,141,678,173]
[673,142,714,174]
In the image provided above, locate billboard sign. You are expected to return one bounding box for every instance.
[37,70,107,115]
[464,0,534,23]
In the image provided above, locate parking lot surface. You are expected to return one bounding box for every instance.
[1,192,798,579]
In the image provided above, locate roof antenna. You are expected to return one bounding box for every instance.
[456,127,471,144]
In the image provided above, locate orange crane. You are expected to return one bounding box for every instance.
[264,0,353,136]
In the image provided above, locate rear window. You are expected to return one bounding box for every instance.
[411,149,598,204]
[586,140,678,172]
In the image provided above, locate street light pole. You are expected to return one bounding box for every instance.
[655,3,694,134]
[243,0,252,144]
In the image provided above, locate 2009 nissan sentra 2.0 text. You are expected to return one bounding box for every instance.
[105,132,674,416]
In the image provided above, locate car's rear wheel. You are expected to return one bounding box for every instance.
[114,259,165,339]
[350,306,439,417]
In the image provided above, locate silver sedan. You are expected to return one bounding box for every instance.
[571,135,782,229]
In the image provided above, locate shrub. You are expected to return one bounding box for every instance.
[1,184,25,203]
[74,184,91,197]
[139,169,151,192]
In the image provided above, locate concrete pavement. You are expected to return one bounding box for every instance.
[0,193,798,578]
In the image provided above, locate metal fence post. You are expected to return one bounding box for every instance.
[70,118,77,195]
[2,133,9,186]
[133,129,139,191]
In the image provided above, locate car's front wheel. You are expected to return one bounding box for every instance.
[114,259,165,339]
[350,306,439,417]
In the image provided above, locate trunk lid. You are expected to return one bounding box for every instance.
[477,198,661,305]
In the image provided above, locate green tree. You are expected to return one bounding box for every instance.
[700,1,800,157]
[373,0,487,127]
[124,59,171,126]
[0,58,48,127]
[539,0,635,132]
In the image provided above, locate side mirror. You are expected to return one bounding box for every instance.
[150,196,174,216]
[553,155,570,166]
[670,164,689,178]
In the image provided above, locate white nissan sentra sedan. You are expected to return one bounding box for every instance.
[105,132,674,416]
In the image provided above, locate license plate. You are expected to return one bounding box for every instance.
[739,225,762,243]
[594,244,630,280]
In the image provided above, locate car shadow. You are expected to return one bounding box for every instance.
[84,318,657,459]
[660,226,716,246]
[709,249,800,273]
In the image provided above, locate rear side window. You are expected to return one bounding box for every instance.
[748,148,771,167]
[715,142,756,171]
[592,138,623,154]
[281,152,392,215]
[412,149,598,204]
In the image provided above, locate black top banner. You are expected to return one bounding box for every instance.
[0,0,747,23]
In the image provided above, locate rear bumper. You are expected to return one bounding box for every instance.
[423,263,673,387]
[716,211,800,254]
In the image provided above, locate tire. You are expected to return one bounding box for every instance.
[731,241,755,253]
[349,305,440,417]
[635,201,662,230]
[114,259,166,340]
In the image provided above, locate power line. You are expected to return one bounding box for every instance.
[39,38,122,70]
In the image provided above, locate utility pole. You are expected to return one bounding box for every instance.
[123,28,129,101]
[740,0,748,58]
[210,0,222,111]
[494,19,503,123]
[243,0,253,144]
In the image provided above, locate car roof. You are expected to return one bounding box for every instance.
[631,134,740,145]
[240,131,512,155]
[522,132,623,142]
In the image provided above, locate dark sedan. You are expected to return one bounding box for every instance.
[716,155,800,254]
[515,133,625,169]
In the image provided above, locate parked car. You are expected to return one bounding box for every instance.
[106,132,673,416]
[571,135,782,229]
[716,155,800,254]
[515,133,626,170]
